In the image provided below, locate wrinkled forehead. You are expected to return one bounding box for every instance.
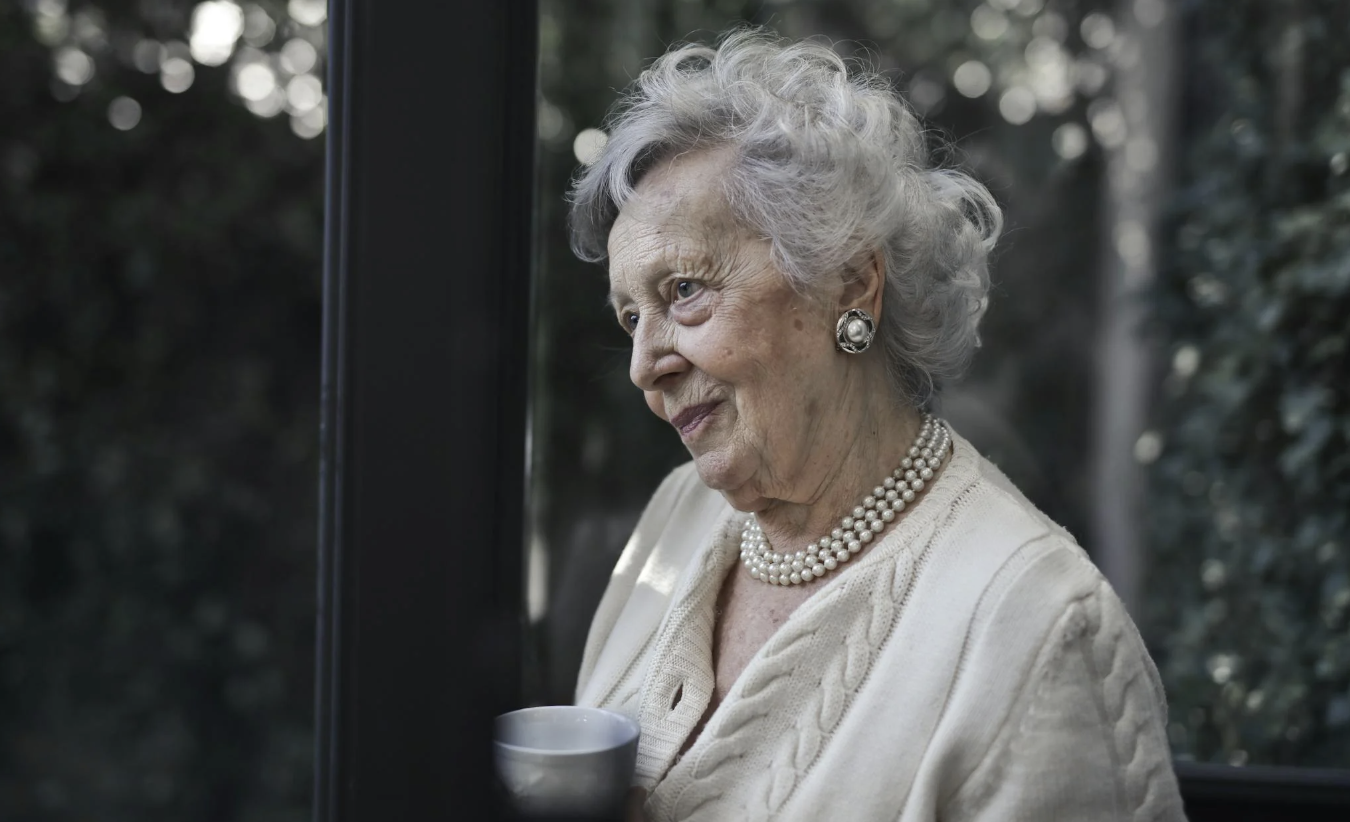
[606,149,741,269]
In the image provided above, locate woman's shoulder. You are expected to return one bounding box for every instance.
[936,438,1103,617]
[910,448,1179,817]
[574,462,730,705]
[926,438,1154,699]
[598,458,728,586]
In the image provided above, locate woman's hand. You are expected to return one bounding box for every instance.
[624,787,648,822]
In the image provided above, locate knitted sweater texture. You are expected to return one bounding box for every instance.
[576,434,1187,821]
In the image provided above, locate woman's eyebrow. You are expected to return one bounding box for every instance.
[604,261,665,311]
[606,242,715,311]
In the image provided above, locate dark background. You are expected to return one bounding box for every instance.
[1,0,1347,819]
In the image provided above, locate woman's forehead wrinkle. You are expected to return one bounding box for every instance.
[612,207,720,279]
[609,216,670,283]
[607,217,675,308]
[607,151,746,305]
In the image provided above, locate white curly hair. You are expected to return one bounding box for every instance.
[569,28,1002,408]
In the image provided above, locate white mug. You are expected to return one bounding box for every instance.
[494,705,640,818]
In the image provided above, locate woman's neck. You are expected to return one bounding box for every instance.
[753,397,923,557]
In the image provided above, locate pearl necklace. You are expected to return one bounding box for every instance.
[739,414,951,586]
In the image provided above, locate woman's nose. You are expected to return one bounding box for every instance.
[629,322,688,392]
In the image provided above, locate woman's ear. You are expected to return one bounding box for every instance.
[839,249,886,322]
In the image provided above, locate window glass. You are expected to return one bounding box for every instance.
[529,0,1350,771]
[3,2,324,818]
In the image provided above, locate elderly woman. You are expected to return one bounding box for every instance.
[568,31,1185,822]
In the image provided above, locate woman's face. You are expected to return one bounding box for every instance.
[607,149,858,512]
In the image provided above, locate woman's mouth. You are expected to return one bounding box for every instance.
[670,402,720,438]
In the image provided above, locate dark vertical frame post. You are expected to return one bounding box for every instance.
[316,2,537,820]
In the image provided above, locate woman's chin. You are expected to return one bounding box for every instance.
[691,452,763,510]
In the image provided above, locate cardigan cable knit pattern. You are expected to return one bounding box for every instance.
[577,433,1187,822]
[655,509,936,821]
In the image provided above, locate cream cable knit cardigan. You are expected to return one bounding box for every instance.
[576,433,1187,821]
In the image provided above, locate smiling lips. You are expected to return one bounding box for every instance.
[670,401,720,437]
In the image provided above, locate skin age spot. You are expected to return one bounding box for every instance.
[794,318,804,331]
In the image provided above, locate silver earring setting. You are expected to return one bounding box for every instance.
[835,308,875,354]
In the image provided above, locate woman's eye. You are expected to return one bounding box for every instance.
[624,312,639,332]
[674,280,703,301]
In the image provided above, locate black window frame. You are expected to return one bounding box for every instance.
[315,1,535,819]
[313,2,1350,819]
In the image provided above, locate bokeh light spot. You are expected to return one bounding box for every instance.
[1113,35,1142,70]
[132,39,165,73]
[952,60,992,98]
[1186,274,1228,308]
[1026,37,1073,113]
[573,128,607,166]
[1032,11,1068,41]
[1052,122,1088,160]
[1081,12,1116,49]
[286,74,323,114]
[1073,58,1109,95]
[245,88,286,118]
[1200,560,1227,592]
[108,96,142,131]
[280,38,318,75]
[1088,98,1127,148]
[1025,36,1061,69]
[237,63,277,102]
[287,0,328,27]
[291,102,326,139]
[242,4,276,47]
[1172,345,1201,379]
[54,46,94,86]
[998,87,1036,125]
[537,101,565,142]
[72,8,108,51]
[33,0,70,46]
[1207,653,1236,685]
[161,57,195,94]
[1134,0,1167,27]
[1114,219,1150,265]
[189,1,244,67]
[970,5,1010,41]
[1133,430,1163,464]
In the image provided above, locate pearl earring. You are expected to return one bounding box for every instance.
[835,308,875,354]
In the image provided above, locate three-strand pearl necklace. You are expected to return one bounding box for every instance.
[739,414,951,586]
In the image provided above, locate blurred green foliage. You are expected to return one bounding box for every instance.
[1142,0,1350,767]
[0,1,320,819]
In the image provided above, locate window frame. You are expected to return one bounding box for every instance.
[315,1,536,819]
[1178,762,1350,821]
